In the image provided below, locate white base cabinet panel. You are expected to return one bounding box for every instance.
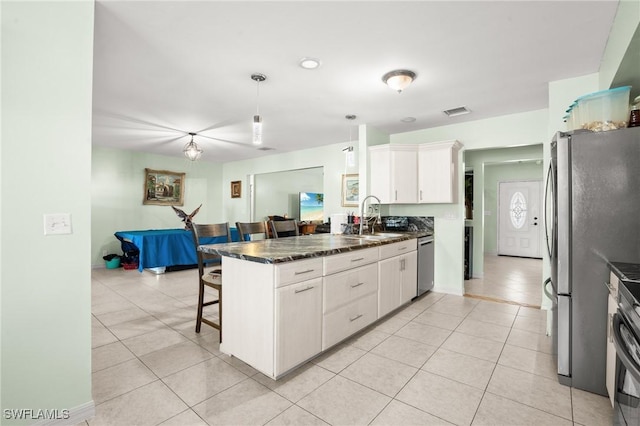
[275,277,323,376]
[378,240,417,318]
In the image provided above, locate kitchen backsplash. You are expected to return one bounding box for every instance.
[381,216,434,233]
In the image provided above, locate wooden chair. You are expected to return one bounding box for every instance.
[268,219,300,238]
[235,221,269,241]
[191,222,232,340]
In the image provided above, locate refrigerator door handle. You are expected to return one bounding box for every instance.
[544,277,557,301]
[544,163,553,258]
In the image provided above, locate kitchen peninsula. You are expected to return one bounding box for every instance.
[200,232,425,379]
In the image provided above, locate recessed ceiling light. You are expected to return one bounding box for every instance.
[299,57,321,70]
[401,117,416,123]
[443,106,471,117]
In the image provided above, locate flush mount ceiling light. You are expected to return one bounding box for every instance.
[382,69,416,93]
[251,73,266,145]
[299,57,321,70]
[401,116,416,123]
[183,132,203,161]
[443,106,471,117]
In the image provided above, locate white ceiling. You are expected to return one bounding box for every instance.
[92,1,620,163]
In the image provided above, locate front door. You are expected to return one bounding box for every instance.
[498,180,543,258]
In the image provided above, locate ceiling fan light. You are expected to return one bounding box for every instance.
[183,134,203,161]
[382,69,416,93]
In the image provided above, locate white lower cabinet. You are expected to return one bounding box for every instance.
[221,238,418,379]
[275,277,323,376]
[378,240,418,318]
[322,263,378,350]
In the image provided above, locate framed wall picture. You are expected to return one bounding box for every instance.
[231,180,242,198]
[143,168,185,206]
[341,174,359,207]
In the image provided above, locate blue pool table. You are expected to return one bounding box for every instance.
[114,228,240,272]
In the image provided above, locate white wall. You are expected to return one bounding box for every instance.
[92,146,224,266]
[1,1,95,423]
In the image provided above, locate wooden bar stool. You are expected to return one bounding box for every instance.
[191,222,231,341]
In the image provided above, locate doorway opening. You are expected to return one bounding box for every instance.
[463,147,544,307]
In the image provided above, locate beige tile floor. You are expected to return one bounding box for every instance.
[464,254,543,307]
[84,266,612,426]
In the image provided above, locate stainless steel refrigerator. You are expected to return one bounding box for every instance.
[547,127,640,395]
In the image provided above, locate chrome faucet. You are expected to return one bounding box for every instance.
[359,195,381,235]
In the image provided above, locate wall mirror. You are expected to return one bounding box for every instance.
[252,166,324,222]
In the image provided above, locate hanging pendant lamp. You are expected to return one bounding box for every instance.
[183,132,203,161]
[251,73,266,145]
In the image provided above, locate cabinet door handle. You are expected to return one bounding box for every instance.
[400,258,405,271]
[294,269,315,275]
[395,190,398,201]
[351,257,365,262]
[350,282,365,288]
[294,286,315,294]
[349,313,363,322]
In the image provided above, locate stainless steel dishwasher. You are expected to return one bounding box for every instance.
[416,235,434,297]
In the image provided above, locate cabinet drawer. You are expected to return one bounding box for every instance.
[379,239,416,260]
[322,292,378,350]
[323,247,378,276]
[275,258,323,288]
[323,263,378,313]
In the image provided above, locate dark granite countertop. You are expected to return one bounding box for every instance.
[609,261,640,283]
[199,232,427,264]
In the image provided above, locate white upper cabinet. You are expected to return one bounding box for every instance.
[369,140,462,204]
[418,140,462,204]
[369,144,418,204]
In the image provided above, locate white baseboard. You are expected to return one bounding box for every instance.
[433,284,464,296]
[31,400,95,426]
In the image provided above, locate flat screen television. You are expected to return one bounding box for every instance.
[299,192,324,223]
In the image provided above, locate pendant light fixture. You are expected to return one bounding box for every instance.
[343,114,357,168]
[382,69,416,93]
[183,132,203,161]
[251,73,266,145]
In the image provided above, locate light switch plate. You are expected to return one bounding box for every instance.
[44,213,72,235]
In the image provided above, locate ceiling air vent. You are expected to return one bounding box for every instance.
[443,106,471,117]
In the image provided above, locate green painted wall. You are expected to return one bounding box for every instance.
[221,140,359,225]
[91,146,224,266]
[254,167,324,221]
[1,1,94,423]
[385,110,548,295]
